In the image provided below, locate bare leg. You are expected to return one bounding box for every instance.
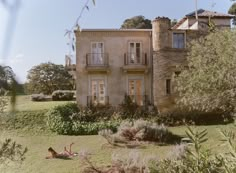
[69,142,74,154]
[63,146,70,155]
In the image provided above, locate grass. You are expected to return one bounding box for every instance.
[1,124,235,173]
[1,95,236,172]
[9,95,75,111]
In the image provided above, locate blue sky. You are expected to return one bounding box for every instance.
[0,0,233,83]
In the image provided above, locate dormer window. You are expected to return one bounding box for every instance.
[173,33,185,49]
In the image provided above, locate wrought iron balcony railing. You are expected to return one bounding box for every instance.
[86,53,109,67]
[127,95,148,106]
[87,96,109,106]
[124,53,148,66]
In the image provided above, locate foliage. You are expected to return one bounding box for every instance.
[80,150,150,173]
[149,127,236,173]
[121,15,152,29]
[1,110,48,133]
[100,120,181,146]
[228,2,236,25]
[0,96,9,113]
[118,95,157,119]
[0,65,17,109]
[46,103,119,135]
[26,62,74,95]
[0,138,28,164]
[31,94,47,101]
[171,19,178,27]
[52,90,75,101]
[154,110,234,126]
[176,29,236,114]
[46,102,79,134]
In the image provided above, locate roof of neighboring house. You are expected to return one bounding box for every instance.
[186,9,234,18]
[172,9,234,29]
[78,28,152,32]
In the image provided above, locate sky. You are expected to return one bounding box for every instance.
[0,0,234,83]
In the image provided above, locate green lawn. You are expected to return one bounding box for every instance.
[0,124,235,173]
[1,96,236,173]
[9,95,75,111]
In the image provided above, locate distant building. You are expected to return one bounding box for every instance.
[68,9,233,112]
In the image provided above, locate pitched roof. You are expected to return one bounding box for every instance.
[186,9,234,18]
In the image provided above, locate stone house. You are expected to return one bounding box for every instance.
[70,9,233,112]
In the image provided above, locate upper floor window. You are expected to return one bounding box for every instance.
[91,42,104,64]
[129,42,142,64]
[173,33,185,49]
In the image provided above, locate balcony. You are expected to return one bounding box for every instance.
[122,53,149,73]
[127,95,148,106]
[87,96,109,106]
[85,53,110,72]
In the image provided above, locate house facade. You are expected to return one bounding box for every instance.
[71,9,233,112]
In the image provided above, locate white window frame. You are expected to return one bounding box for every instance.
[128,41,142,64]
[90,42,105,65]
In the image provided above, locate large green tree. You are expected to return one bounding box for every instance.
[176,29,236,114]
[121,15,152,29]
[26,62,74,95]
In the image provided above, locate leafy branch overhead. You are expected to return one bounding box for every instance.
[65,0,96,52]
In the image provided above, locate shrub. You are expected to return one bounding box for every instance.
[100,120,181,145]
[1,110,48,133]
[46,102,79,134]
[154,110,234,126]
[80,150,151,173]
[71,121,119,135]
[52,90,75,101]
[46,102,120,135]
[31,94,47,101]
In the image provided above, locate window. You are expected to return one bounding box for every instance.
[173,33,185,48]
[128,78,143,105]
[90,79,106,105]
[166,79,171,95]
[129,42,141,64]
[91,42,104,64]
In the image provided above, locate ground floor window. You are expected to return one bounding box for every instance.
[127,76,144,106]
[166,79,171,95]
[88,76,107,105]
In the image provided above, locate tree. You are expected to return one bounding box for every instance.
[176,29,236,114]
[26,62,74,95]
[121,15,152,29]
[171,19,178,27]
[228,2,236,25]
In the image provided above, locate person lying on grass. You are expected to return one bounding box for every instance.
[45,142,78,159]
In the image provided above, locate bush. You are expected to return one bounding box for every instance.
[154,110,234,126]
[46,102,79,134]
[52,90,75,101]
[1,110,48,133]
[71,121,119,135]
[100,120,181,145]
[149,127,236,173]
[31,94,47,101]
[46,103,120,135]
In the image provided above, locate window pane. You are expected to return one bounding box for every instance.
[166,79,171,95]
[173,33,184,48]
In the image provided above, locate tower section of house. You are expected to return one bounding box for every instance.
[75,29,152,107]
[152,9,233,112]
